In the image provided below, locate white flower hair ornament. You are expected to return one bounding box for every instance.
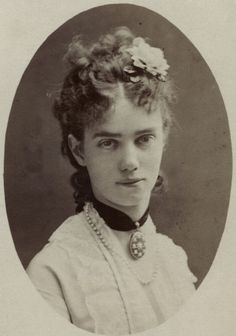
[124,37,169,82]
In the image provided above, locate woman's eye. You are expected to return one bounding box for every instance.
[136,134,155,146]
[98,139,117,149]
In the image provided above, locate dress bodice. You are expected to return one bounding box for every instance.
[27,210,197,335]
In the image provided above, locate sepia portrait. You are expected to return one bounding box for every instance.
[1,2,234,336]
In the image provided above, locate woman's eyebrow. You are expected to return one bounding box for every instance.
[92,131,122,139]
[134,128,157,135]
[93,128,157,139]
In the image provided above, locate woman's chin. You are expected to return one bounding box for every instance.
[111,194,150,209]
[96,188,151,209]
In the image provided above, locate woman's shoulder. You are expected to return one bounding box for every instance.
[155,232,187,258]
[146,216,192,265]
[155,232,197,283]
[48,211,88,242]
[27,211,91,270]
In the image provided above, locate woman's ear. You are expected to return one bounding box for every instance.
[68,134,86,167]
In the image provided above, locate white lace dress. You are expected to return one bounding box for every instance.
[27,207,197,335]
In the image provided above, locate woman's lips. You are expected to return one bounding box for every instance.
[116,178,144,186]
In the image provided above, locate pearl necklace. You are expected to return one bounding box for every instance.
[84,202,159,285]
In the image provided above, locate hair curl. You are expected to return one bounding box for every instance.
[53,27,175,212]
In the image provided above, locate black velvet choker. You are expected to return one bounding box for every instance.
[90,194,149,231]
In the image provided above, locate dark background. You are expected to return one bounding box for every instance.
[4,4,231,286]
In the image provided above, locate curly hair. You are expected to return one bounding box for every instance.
[53,27,175,212]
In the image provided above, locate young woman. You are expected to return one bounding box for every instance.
[27,27,197,335]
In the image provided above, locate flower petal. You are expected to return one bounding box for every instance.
[125,38,170,80]
[130,76,141,83]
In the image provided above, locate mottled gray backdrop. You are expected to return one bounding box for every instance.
[4,4,231,286]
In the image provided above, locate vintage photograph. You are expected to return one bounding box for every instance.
[3,3,232,335]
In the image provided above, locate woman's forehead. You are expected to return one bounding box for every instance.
[86,102,163,137]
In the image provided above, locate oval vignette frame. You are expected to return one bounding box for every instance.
[3,2,232,335]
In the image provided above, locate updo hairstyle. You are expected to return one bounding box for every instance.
[53,27,175,211]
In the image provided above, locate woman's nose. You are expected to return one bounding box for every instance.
[118,144,139,173]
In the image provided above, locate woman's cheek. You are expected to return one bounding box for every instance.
[145,147,162,164]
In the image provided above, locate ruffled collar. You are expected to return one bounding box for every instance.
[90,194,149,231]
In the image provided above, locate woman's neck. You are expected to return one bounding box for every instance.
[92,194,150,222]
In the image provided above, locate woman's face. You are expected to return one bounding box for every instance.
[70,95,164,211]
